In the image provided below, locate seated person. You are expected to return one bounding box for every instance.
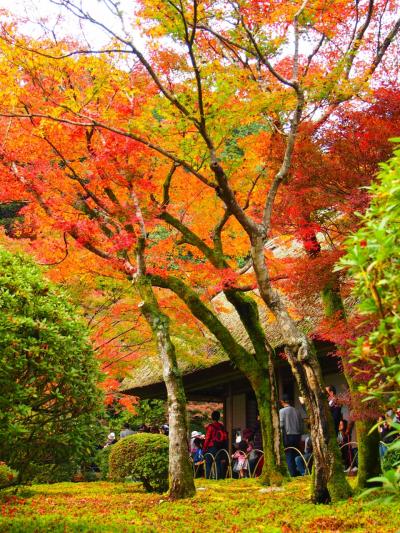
[246,439,259,477]
[191,437,204,477]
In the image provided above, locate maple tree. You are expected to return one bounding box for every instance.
[0,50,196,498]
[279,91,400,490]
[0,27,288,486]
[0,0,399,502]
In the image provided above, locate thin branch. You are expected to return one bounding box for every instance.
[344,0,375,78]
[162,162,179,207]
[293,0,310,81]
[243,166,266,210]
[51,0,199,126]
[262,88,305,234]
[101,344,151,369]
[0,111,216,189]
[303,33,325,77]
[210,158,261,237]
[212,208,231,256]
[37,232,70,266]
[94,326,144,351]
[369,15,400,76]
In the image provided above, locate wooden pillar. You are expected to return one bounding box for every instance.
[227,383,233,452]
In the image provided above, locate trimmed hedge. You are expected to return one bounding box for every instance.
[109,433,169,493]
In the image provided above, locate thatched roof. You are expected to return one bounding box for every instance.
[120,288,324,394]
[121,339,227,392]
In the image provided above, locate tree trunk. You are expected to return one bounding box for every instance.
[251,235,352,502]
[322,282,381,491]
[225,290,287,483]
[355,419,380,490]
[250,368,287,484]
[136,277,195,499]
[150,274,287,484]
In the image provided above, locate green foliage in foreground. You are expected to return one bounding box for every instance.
[109,433,169,492]
[0,248,104,483]
[359,424,400,504]
[338,143,400,405]
[382,444,400,473]
[1,478,400,532]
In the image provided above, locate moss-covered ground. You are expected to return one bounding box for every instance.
[0,477,397,532]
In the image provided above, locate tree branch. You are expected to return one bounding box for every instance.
[0,111,216,189]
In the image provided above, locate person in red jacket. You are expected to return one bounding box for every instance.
[203,410,227,479]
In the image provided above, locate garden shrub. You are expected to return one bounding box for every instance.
[29,462,78,484]
[95,447,112,480]
[382,447,400,472]
[0,248,104,483]
[0,462,17,489]
[109,433,169,493]
[339,144,400,404]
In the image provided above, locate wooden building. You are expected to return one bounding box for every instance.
[121,279,353,449]
[121,340,349,448]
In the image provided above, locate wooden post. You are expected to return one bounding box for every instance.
[227,383,233,452]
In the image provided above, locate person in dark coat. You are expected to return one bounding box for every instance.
[326,385,342,435]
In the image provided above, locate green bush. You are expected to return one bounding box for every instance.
[29,462,78,484]
[338,144,400,404]
[95,447,112,480]
[0,248,104,483]
[109,433,169,493]
[382,446,400,472]
[0,462,17,488]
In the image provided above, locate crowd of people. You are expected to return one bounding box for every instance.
[189,410,263,479]
[102,422,169,449]
[102,396,400,480]
[279,386,358,477]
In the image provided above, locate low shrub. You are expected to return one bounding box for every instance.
[0,462,17,488]
[29,462,77,484]
[109,433,169,493]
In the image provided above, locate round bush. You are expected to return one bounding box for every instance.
[109,433,169,493]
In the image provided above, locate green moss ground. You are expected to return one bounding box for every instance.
[0,477,397,532]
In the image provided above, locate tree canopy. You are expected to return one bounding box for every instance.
[0,0,399,501]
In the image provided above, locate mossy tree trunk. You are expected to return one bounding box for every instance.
[250,367,287,484]
[136,276,195,499]
[355,419,381,490]
[155,211,286,483]
[251,235,352,503]
[132,206,195,500]
[150,273,288,485]
[225,290,287,483]
[322,281,381,491]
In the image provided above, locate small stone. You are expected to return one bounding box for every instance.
[259,487,285,493]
